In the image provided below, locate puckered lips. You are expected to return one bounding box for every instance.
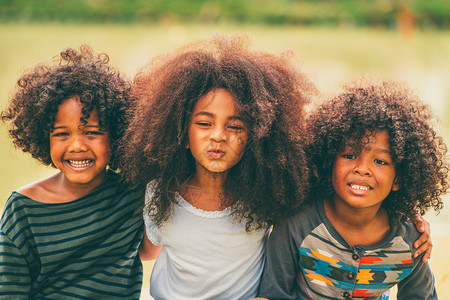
[347,180,373,195]
[207,148,226,159]
[65,159,94,170]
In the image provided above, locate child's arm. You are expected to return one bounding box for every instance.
[412,214,432,262]
[0,231,31,298]
[258,222,299,299]
[139,227,161,261]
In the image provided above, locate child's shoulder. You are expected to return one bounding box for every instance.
[278,201,320,233]
[16,173,60,203]
[391,218,422,247]
[14,170,132,204]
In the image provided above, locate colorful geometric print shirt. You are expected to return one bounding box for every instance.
[258,198,437,299]
[0,171,144,299]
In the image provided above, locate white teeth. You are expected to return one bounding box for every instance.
[68,160,92,168]
[351,184,370,190]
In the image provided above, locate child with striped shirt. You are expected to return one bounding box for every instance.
[0,45,144,299]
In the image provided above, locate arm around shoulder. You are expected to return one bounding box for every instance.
[411,214,432,262]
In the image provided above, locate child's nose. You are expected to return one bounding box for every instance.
[68,135,89,152]
[353,159,371,176]
[210,127,226,142]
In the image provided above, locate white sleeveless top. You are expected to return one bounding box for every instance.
[143,185,269,300]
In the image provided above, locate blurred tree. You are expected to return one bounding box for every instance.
[0,0,448,29]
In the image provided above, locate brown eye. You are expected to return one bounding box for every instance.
[374,159,388,165]
[342,154,356,160]
[228,125,244,131]
[85,131,104,135]
[51,132,69,137]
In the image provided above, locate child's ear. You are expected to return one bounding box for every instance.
[392,177,400,191]
[185,142,189,149]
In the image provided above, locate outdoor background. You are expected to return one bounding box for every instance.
[1,1,449,299]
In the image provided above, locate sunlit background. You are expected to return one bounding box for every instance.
[1,1,449,298]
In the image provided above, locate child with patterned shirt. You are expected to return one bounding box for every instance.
[0,45,144,299]
[258,78,447,299]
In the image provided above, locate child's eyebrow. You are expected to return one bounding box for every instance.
[366,146,392,154]
[193,111,214,118]
[375,148,392,154]
[228,116,245,122]
[193,112,245,121]
[52,125,102,130]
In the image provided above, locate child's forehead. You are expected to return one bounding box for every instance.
[54,97,102,126]
[193,88,244,115]
[57,97,98,114]
[341,129,391,150]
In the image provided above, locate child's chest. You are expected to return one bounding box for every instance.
[297,223,415,299]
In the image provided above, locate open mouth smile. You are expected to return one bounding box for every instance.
[67,159,93,168]
[348,183,372,191]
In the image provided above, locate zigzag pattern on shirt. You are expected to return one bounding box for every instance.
[296,223,414,299]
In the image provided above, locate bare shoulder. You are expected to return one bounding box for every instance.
[17,173,61,203]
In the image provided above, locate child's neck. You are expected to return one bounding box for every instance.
[324,198,390,247]
[180,172,227,212]
[53,171,106,200]
[18,171,106,203]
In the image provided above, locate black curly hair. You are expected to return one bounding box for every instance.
[1,45,132,171]
[306,78,448,221]
[119,34,316,230]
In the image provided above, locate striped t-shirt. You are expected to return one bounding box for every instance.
[0,171,144,299]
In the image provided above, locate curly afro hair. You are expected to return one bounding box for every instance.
[306,78,448,221]
[1,45,132,171]
[119,34,317,230]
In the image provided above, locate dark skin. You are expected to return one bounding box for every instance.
[119,34,315,231]
[305,80,445,263]
[412,215,432,261]
[327,131,432,261]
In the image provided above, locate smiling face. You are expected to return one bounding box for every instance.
[187,88,248,177]
[332,130,400,212]
[50,97,111,190]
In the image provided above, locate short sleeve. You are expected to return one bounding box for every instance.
[143,181,162,245]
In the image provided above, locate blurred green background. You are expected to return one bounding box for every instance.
[1,1,449,298]
[1,0,449,28]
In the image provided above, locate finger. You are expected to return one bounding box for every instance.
[413,214,425,232]
[423,247,432,263]
[414,232,429,249]
[413,239,432,259]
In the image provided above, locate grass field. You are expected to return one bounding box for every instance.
[1,23,449,299]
